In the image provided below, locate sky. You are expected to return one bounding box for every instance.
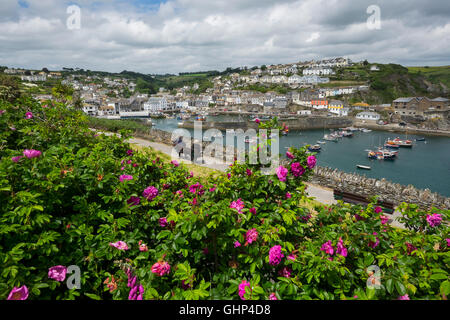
[0,0,449,74]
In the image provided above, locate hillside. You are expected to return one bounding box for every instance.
[332,63,449,104]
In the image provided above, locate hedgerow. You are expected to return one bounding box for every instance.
[0,98,448,300]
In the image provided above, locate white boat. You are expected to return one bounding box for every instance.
[323,134,338,142]
[357,165,371,170]
[317,140,326,144]
[361,128,372,133]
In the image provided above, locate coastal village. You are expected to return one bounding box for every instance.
[3,57,449,131]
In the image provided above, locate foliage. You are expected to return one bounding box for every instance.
[86,117,150,134]
[0,75,21,103]
[0,97,448,300]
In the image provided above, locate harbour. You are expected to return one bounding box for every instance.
[147,115,450,197]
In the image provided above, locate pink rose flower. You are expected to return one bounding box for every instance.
[7,285,29,300]
[12,156,23,163]
[230,198,245,214]
[269,293,277,300]
[119,175,133,182]
[426,213,442,227]
[269,245,284,266]
[109,241,129,250]
[320,240,334,255]
[127,196,140,207]
[368,232,380,248]
[291,162,305,177]
[374,206,383,214]
[151,261,170,276]
[276,165,288,182]
[306,155,316,169]
[234,241,241,248]
[336,238,347,257]
[48,265,67,282]
[245,228,258,245]
[159,217,168,227]
[238,280,251,300]
[142,186,158,200]
[286,151,295,159]
[171,160,179,167]
[138,240,148,252]
[25,112,33,119]
[23,149,41,159]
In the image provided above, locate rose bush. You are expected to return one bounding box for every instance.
[0,97,448,300]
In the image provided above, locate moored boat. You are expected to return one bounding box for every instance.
[384,143,399,149]
[386,137,412,147]
[323,134,338,142]
[356,165,371,170]
[368,149,397,160]
[308,144,321,152]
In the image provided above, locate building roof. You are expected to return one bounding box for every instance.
[352,102,370,107]
[393,97,416,103]
[431,97,449,102]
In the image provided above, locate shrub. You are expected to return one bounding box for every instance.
[0,98,448,300]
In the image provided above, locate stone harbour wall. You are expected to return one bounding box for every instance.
[310,166,450,210]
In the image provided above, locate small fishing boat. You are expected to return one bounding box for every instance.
[415,137,426,141]
[386,137,412,148]
[341,131,353,137]
[308,144,321,152]
[361,128,372,133]
[357,165,371,170]
[323,134,338,142]
[384,143,399,149]
[368,149,397,160]
[317,140,326,144]
[195,114,206,121]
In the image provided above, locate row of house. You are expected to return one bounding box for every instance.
[392,97,449,117]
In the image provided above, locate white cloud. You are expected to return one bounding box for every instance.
[0,0,449,73]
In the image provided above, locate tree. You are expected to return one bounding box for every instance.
[0,75,21,103]
[52,82,74,104]
[42,68,50,74]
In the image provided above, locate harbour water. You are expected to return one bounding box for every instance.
[150,116,450,197]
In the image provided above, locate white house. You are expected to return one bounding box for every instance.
[356,111,380,121]
[288,75,303,84]
[297,110,312,116]
[144,97,168,112]
[82,104,98,116]
[303,68,334,76]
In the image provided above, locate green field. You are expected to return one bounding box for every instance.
[407,66,450,88]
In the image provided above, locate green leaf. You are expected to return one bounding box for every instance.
[386,279,393,294]
[85,293,102,300]
[395,281,406,296]
[440,280,450,296]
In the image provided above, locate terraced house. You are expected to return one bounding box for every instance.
[392,97,449,117]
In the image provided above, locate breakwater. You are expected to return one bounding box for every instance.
[310,166,450,210]
[177,117,353,131]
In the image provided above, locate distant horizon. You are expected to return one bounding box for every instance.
[3,61,450,76]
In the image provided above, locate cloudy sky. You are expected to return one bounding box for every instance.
[0,0,449,74]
